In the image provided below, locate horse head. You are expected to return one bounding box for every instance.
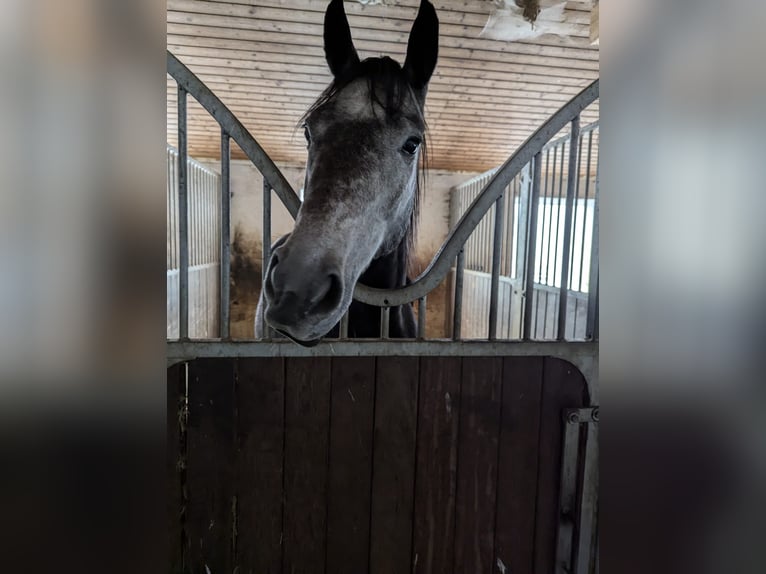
[261,0,438,344]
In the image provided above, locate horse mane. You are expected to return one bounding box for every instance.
[299,56,428,274]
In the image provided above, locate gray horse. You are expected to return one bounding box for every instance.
[256,0,439,346]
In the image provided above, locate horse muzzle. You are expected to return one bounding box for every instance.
[262,237,347,342]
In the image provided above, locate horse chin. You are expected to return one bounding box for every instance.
[276,329,322,348]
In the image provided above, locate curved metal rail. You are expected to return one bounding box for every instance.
[354,79,599,306]
[167,52,302,218]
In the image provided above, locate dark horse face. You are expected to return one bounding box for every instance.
[262,0,438,344]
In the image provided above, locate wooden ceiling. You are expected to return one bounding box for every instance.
[167,0,599,172]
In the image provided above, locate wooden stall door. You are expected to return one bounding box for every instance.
[168,355,589,574]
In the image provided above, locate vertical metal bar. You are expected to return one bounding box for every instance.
[171,151,177,270]
[166,150,172,270]
[522,152,542,340]
[557,117,581,341]
[515,163,531,280]
[555,411,582,574]
[340,311,349,339]
[542,147,555,338]
[487,180,494,272]
[549,141,566,339]
[578,130,595,292]
[453,249,465,340]
[543,147,554,286]
[488,191,505,339]
[220,130,231,339]
[262,178,272,338]
[569,130,585,298]
[576,422,599,574]
[417,296,427,340]
[380,307,390,339]
[586,154,600,341]
[177,85,189,340]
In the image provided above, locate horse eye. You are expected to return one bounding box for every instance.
[303,126,311,145]
[402,136,421,155]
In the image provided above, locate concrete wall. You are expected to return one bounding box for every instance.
[200,159,481,338]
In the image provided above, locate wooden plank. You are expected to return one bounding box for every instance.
[167,28,600,70]
[165,12,595,51]
[533,357,588,574]
[167,363,185,573]
[326,357,376,574]
[165,21,599,59]
[494,357,545,574]
[369,357,420,574]
[168,54,593,88]
[185,358,236,573]
[167,42,599,79]
[282,357,332,574]
[454,356,504,574]
[235,357,285,574]
[412,357,462,574]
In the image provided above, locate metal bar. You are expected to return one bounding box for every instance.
[544,147,555,286]
[452,249,465,340]
[171,151,178,270]
[569,128,585,293]
[522,153,543,340]
[261,178,272,338]
[417,296,427,340]
[542,146,556,338]
[177,85,189,340]
[484,197,492,271]
[340,311,349,339]
[488,192,505,339]
[586,157,599,341]
[576,422,599,574]
[515,163,531,281]
[503,181,513,276]
[166,150,173,269]
[220,130,231,339]
[557,117,581,341]
[578,130,595,292]
[380,307,390,339]
[555,410,582,574]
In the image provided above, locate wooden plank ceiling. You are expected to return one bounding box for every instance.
[167,0,599,172]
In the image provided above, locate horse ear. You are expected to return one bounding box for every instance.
[403,0,439,92]
[324,0,360,79]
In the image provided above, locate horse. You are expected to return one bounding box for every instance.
[255,0,439,346]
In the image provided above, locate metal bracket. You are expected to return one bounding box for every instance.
[565,407,599,425]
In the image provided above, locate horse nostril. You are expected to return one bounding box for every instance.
[264,253,281,303]
[309,273,343,315]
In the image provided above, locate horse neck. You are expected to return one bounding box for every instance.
[358,233,410,290]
